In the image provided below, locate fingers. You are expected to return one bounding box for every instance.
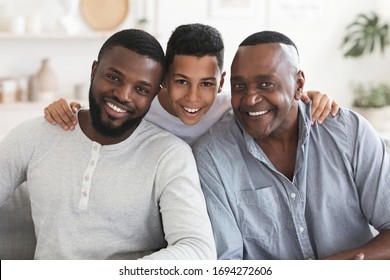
[311,95,332,125]
[44,107,57,125]
[300,91,311,104]
[306,91,329,125]
[306,91,339,125]
[43,98,77,130]
[330,99,340,117]
[353,253,364,260]
[69,102,82,113]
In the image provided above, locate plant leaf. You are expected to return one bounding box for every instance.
[341,11,389,57]
[344,40,365,57]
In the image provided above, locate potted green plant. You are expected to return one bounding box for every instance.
[341,12,389,57]
[352,83,390,108]
[341,12,390,132]
[351,83,390,132]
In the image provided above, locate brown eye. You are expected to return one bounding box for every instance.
[259,82,274,90]
[107,74,119,82]
[233,83,246,90]
[176,79,188,85]
[136,87,149,95]
[201,82,214,87]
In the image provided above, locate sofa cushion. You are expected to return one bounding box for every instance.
[0,183,36,259]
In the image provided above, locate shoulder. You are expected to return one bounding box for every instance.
[4,116,56,141]
[215,92,231,106]
[208,92,232,116]
[320,107,374,134]
[311,107,384,154]
[140,119,191,151]
[193,111,236,154]
[0,116,65,160]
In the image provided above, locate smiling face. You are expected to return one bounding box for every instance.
[88,46,163,140]
[161,54,225,125]
[230,43,304,141]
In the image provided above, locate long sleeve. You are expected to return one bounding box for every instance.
[0,119,38,207]
[348,111,390,231]
[141,144,217,260]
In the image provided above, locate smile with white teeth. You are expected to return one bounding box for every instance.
[107,102,126,113]
[183,106,200,113]
[248,110,268,116]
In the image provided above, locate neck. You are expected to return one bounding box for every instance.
[256,108,300,181]
[257,121,299,152]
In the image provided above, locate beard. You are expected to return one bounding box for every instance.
[88,87,147,138]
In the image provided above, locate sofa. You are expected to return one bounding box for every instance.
[0,183,36,259]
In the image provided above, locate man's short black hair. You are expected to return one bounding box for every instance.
[98,29,165,76]
[239,30,299,57]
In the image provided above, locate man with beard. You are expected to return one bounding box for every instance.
[192,31,390,260]
[0,29,216,260]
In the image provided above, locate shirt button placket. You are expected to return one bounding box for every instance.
[79,142,100,210]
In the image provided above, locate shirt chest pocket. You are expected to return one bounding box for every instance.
[235,186,286,241]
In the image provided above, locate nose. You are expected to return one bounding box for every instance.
[185,85,200,102]
[118,84,134,102]
[243,85,263,106]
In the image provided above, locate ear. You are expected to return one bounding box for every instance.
[90,60,98,82]
[217,71,227,94]
[294,70,305,100]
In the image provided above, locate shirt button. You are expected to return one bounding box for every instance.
[290,193,296,199]
[82,191,88,197]
[93,144,98,150]
[299,226,305,233]
[85,175,89,181]
[90,160,95,166]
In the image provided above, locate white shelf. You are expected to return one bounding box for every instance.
[0,32,111,40]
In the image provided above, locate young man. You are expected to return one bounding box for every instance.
[44,24,339,145]
[192,31,390,260]
[0,29,216,260]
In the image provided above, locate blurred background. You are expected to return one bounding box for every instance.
[0,0,389,144]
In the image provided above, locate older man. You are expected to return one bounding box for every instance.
[193,31,390,260]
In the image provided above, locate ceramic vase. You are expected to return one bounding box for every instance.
[35,58,58,102]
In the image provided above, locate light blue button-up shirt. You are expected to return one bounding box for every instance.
[193,102,390,259]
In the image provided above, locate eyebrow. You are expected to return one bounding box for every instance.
[173,73,217,81]
[138,80,153,88]
[107,67,124,77]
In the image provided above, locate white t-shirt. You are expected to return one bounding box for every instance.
[145,92,232,145]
